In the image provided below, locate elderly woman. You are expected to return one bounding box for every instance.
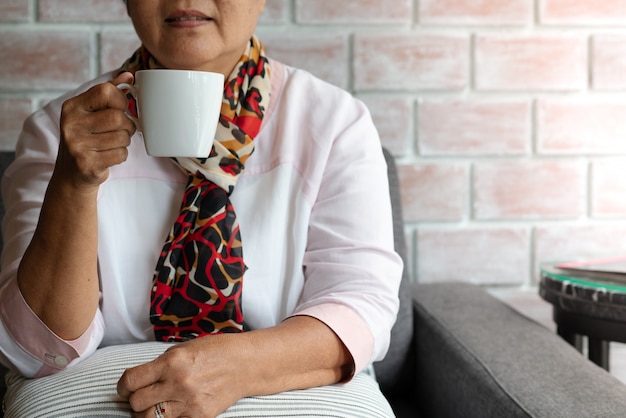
[0,1,401,417]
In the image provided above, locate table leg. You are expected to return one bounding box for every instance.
[588,339,610,371]
[557,326,583,352]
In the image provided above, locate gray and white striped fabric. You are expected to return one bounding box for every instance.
[3,342,394,418]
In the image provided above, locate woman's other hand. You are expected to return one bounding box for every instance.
[117,316,352,418]
[56,71,136,190]
[118,334,249,418]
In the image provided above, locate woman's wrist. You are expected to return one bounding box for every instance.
[48,164,103,199]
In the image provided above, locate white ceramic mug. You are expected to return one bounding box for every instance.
[118,69,224,157]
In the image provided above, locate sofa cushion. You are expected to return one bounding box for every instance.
[0,151,15,256]
[414,282,626,417]
[3,342,394,418]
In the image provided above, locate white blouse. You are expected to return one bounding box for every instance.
[0,60,402,378]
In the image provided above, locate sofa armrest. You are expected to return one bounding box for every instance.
[414,282,626,418]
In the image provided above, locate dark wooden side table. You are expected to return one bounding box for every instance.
[540,266,626,371]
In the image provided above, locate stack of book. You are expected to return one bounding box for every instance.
[542,256,626,285]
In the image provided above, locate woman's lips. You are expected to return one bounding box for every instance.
[165,10,212,26]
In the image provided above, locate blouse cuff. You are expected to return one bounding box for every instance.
[0,277,96,376]
[292,302,374,377]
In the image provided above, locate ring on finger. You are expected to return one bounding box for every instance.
[154,402,166,418]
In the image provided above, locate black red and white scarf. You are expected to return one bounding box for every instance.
[119,36,270,341]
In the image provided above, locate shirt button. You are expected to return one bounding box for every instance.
[54,356,68,366]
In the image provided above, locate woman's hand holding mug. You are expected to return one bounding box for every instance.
[56,72,136,190]
[55,68,224,192]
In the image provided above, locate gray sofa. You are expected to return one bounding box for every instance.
[2,149,626,417]
[376,148,626,417]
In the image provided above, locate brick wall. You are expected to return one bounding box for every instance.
[3,0,626,288]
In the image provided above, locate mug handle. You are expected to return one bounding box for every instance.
[116,83,141,131]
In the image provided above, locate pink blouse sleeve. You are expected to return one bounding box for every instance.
[0,277,104,377]
[293,303,375,375]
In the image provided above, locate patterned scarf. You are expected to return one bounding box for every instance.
[118,36,270,341]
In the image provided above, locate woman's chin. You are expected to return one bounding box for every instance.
[158,50,242,75]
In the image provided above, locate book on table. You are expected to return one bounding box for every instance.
[549,256,626,283]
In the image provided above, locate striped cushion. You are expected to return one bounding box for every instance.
[3,342,394,418]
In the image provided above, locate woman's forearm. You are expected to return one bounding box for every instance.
[118,315,354,417]
[242,315,353,396]
[17,173,100,340]
[15,74,134,341]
